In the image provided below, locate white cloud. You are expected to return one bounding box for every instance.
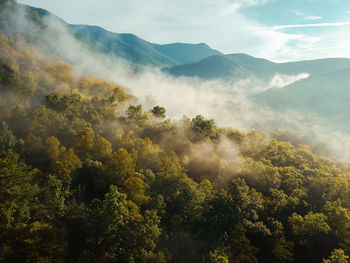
[304,16,323,21]
[230,0,275,8]
[221,3,241,16]
[293,10,304,17]
[293,11,323,21]
[269,73,310,88]
[273,21,350,30]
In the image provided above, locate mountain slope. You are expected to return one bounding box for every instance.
[69,25,178,66]
[8,3,350,74]
[255,67,350,129]
[3,14,350,263]
[165,53,350,81]
[228,54,350,80]
[69,24,221,66]
[0,3,221,67]
[153,42,221,65]
[163,54,253,80]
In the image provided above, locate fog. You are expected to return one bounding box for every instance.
[269,73,310,88]
[5,2,350,163]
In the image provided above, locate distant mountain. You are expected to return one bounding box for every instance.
[0,1,220,67]
[69,24,221,67]
[163,54,253,80]
[152,42,221,65]
[6,2,350,75]
[23,6,221,67]
[69,25,177,66]
[165,53,350,81]
[226,54,350,80]
[254,67,350,130]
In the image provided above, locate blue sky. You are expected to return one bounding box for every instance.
[18,0,350,61]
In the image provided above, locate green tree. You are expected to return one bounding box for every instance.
[209,225,259,263]
[0,151,39,234]
[151,151,206,231]
[126,105,150,127]
[104,148,137,186]
[289,212,331,262]
[124,176,151,205]
[202,178,267,240]
[323,200,350,253]
[134,137,160,170]
[73,129,94,160]
[289,212,331,244]
[86,185,161,262]
[45,136,82,184]
[93,136,113,161]
[0,151,66,262]
[323,249,349,263]
[0,121,17,152]
[151,106,166,119]
[190,115,218,141]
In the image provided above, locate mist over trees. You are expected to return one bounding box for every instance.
[1,1,350,263]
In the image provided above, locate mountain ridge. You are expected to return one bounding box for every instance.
[9,3,350,75]
[24,5,222,67]
[164,53,350,81]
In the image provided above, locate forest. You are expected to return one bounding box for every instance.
[1,0,350,262]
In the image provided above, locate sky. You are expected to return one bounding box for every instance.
[18,0,350,61]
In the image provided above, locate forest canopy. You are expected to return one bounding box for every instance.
[1,1,350,263]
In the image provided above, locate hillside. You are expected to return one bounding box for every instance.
[70,24,222,66]
[27,6,221,67]
[0,1,220,67]
[70,26,221,66]
[255,66,350,130]
[2,28,350,262]
[163,54,254,80]
[2,1,350,263]
[165,53,350,82]
[69,25,179,66]
[152,42,221,65]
